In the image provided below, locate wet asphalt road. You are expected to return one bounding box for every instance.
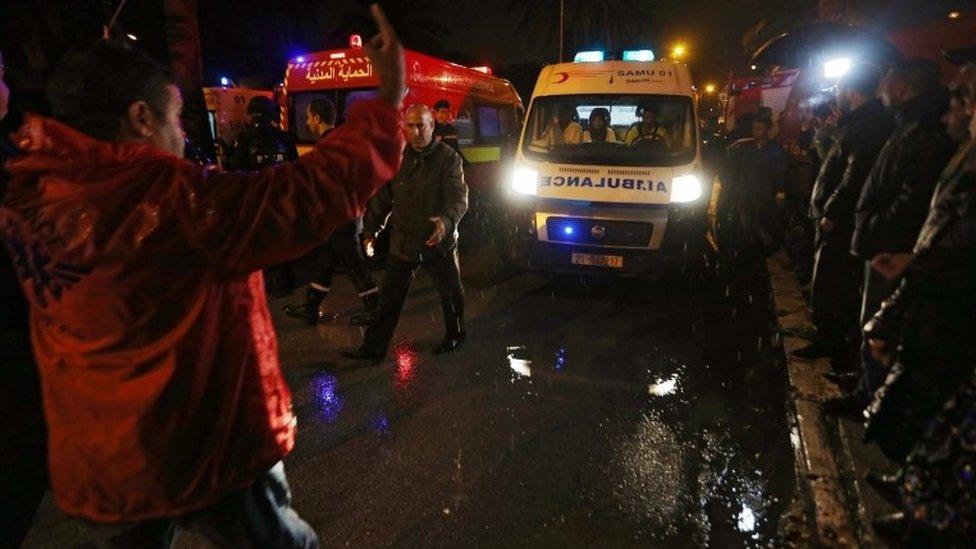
[266,233,795,547]
[19,219,796,548]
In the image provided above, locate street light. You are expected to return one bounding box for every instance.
[672,43,687,60]
[948,11,961,19]
[704,83,717,94]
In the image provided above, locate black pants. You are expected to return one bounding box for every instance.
[308,230,376,299]
[363,248,464,355]
[810,238,862,353]
[857,261,896,397]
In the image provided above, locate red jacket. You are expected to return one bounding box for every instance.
[0,99,402,521]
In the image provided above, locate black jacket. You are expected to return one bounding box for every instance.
[724,137,789,211]
[866,141,976,346]
[364,140,467,262]
[851,89,954,259]
[810,99,894,243]
[230,123,298,170]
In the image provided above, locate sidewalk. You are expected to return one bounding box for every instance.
[768,251,899,548]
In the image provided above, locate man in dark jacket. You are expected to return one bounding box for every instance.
[345,104,468,361]
[798,63,894,362]
[719,116,789,256]
[831,60,954,408]
[285,98,379,324]
[433,98,461,154]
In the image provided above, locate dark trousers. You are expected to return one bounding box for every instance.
[82,462,318,549]
[363,248,464,355]
[857,262,895,397]
[308,230,376,299]
[810,238,862,353]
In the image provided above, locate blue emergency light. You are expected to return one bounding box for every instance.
[622,49,655,62]
[574,50,605,63]
[219,76,231,87]
[564,226,575,235]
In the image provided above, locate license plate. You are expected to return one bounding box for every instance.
[571,253,624,268]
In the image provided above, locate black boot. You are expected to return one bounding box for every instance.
[342,346,385,363]
[284,288,327,325]
[434,332,466,354]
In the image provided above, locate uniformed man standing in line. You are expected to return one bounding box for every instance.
[231,96,300,296]
[285,98,379,324]
[345,104,468,361]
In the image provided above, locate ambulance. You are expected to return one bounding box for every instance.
[503,50,709,277]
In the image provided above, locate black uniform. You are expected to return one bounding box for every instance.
[360,140,468,356]
[230,123,298,170]
[851,88,954,395]
[433,121,461,154]
[230,122,299,296]
[808,98,895,357]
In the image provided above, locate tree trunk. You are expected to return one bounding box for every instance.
[162,0,209,153]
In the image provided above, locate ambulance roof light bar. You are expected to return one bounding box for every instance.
[573,50,605,63]
[349,34,363,48]
[471,65,492,74]
[622,49,655,62]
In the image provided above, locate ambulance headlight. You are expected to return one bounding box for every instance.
[671,174,702,203]
[511,167,539,196]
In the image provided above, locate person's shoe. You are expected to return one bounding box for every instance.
[341,347,384,363]
[821,394,866,420]
[866,470,903,506]
[284,288,326,325]
[872,511,908,540]
[792,342,842,359]
[434,332,466,354]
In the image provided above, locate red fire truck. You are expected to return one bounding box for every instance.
[281,38,524,189]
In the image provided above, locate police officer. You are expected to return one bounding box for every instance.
[231,96,299,296]
[230,96,298,169]
[432,99,461,153]
[344,104,468,361]
[285,98,379,324]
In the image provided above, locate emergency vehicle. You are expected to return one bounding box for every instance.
[281,37,523,188]
[202,86,274,144]
[502,50,708,277]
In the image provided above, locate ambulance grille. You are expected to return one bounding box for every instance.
[546,217,653,247]
[606,168,655,176]
[558,167,600,174]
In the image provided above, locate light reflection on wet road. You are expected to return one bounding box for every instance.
[271,239,795,547]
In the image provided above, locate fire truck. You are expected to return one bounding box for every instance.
[281,37,523,190]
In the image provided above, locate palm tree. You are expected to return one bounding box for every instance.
[510,0,672,62]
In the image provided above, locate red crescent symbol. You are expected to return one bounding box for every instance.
[553,72,569,83]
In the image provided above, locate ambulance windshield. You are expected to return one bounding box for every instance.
[522,94,696,167]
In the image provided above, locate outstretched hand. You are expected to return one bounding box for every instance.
[426,217,447,247]
[363,4,405,107]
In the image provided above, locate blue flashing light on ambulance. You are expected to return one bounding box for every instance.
[501,49,710,277]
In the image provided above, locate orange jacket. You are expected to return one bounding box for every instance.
[0,98,402,521]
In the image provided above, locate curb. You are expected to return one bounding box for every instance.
[767,252,860,547]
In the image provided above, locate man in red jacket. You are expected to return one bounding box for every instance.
[0,5,403,547]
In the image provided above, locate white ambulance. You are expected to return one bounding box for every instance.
[502,50,709,277]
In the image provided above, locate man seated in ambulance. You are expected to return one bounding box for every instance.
[583,107,618,143]
[625,103,670,146]
[540,104,583,145]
